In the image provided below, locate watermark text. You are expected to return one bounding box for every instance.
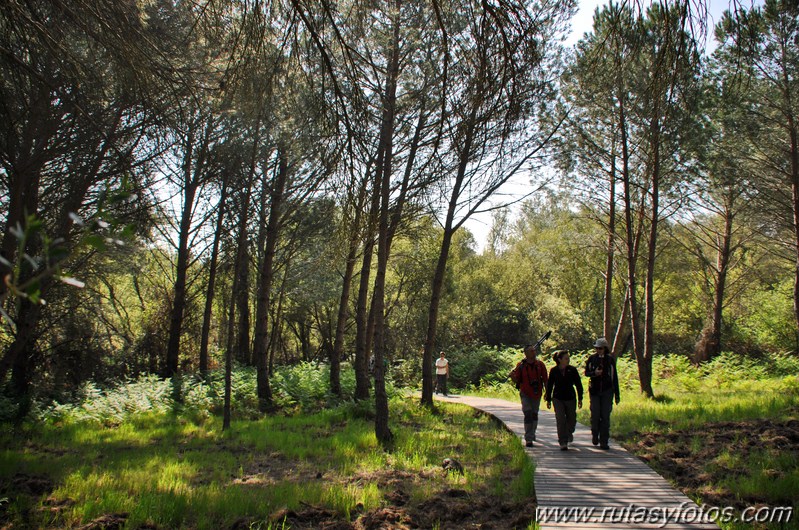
[536,503,793,527]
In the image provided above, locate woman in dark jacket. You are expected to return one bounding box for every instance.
[545,350,583,450]
[585,337,620,450]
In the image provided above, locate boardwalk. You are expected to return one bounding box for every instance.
[435,394,718,529]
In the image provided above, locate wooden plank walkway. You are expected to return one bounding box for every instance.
[434,394,718,529]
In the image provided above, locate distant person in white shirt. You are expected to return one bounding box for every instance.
[435,352,450,396]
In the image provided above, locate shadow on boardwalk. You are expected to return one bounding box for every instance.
[434,393,718,529]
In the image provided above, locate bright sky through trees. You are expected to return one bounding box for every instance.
[464,0,759,253]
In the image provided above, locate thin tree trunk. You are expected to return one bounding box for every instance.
[165,130,204,379]
[611,287,630,357]
[372,1,401,446]
[253,149,289,411]
[268,262,290,375]
[8,300,42,420]
[200,178,229,374]
[331,160,371,396]
[603,151,617,342]
[223,257,239,430]
[233,184,253,365]
[619,93,644,390]
[164,210,193,377]
[354,168,380,400]
[641,112,660,399]
[331,243,358,396]
[353,235,374,399]
[421,107,478,406]
[789,109,799,346]
[0,140,46,386]
[693,208,733,363]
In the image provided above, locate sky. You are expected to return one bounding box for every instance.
[463,0,752,253]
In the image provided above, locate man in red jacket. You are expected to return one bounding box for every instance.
[510,344,548,447]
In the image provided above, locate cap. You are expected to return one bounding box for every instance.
[594,337,609,349]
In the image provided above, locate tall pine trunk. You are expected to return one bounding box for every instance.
[354,203,377,400]
[640,113,660,399]
[603,151,617,342]
[421,106,477,406]
[199,178,229,374]
[331,170,370,396]
[619,95,644,387]
[372,1,401,445]
[789,110,799,346]
[693,207,733,363]
[253,149,289,411]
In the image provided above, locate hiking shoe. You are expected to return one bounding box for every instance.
[592,434,599,446]
[560,445,568,451]
[600,444,610,450]
[525,441,533,447]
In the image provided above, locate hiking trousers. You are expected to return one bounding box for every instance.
[436,374,448,395]
[520,392,541,442]
[552,398,577,446]
[589,389,614,446]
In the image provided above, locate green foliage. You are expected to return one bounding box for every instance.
[446,345,520,389]
[729,279,796,352]
[271,361,357,411]
[0,394,529,529]
[653,351,799,394]
[475,304,531,346]
[37,375,175,425]
[24,362,373,426]
[605,360,799,436]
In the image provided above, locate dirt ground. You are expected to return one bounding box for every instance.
[617,414,799,511]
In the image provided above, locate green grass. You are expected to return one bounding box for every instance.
[0,396,532,529]
[609,381,798,527]
[597,377,798,433]
[472,351,799,530]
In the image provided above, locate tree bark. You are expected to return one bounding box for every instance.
[421,106,478,406]
[789,109,799,346]
[200,176,229,374]
[353,194,377,400]
[233,183,253,365]
[372,0,401,445]
[223,251,239,430]
[619,93,645,390]
[165,121,211,379]
[639,107,661,399]
[253,149,289,412]
[603,151,617,342]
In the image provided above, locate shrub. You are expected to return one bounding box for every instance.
[29,362,364,425]
[445,345,520,389]
[37,375,174,425]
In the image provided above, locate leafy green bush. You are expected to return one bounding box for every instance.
[390,357,422,388]
[446,344,520,389]
[38,374,174,424]
[474,305,531,346]
[28,362,364,425]
[270,361,358,410]
[767,351,799,376]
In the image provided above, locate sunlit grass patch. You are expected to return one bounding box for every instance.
[323,481,382,518]
[722,450,799,504]
[607,379,798,436]
[2,394,530,528]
